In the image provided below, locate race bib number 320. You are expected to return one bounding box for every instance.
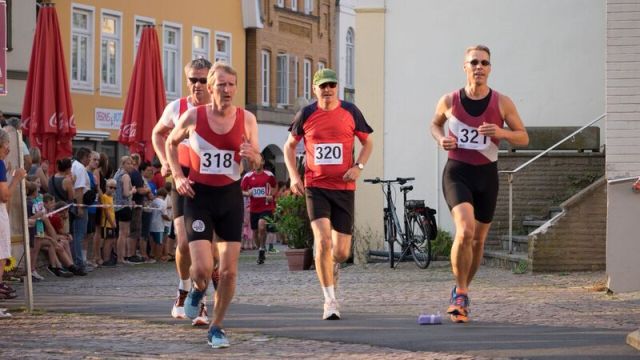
[200,149,235,174]
[455,122,490,150]
[314,143,343,165]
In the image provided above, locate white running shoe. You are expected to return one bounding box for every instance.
[322,299,341,320]
[192,297,210,326]
[171,289,188,319]
[31,270,45,281]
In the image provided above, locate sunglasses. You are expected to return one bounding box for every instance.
[188,77,208,85]
[468,59,491,67]
[108,186,116,189]
[319,82,337,89]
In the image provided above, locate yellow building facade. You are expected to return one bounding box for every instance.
[53,0,245,156]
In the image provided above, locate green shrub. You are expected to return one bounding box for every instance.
[267,194,313,249]
[432,230,453,259]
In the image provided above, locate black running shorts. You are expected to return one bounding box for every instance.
[171,166,190,218]
[442,159,499,224]
[250,210,273,230]
[305,187,354,235]
[184,181,243,242]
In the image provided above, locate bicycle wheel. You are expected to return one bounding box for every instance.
[409,216,431,269]
[386,214,396,268]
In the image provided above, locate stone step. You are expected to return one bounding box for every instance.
[483,249,530,273]
[499,235,530,252]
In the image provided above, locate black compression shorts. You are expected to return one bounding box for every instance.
[184,181,243,242]
[171,166,190,218]
[442,159,499,224]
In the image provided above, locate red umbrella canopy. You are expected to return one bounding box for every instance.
[21,4,75,171]
[119,26,166,163]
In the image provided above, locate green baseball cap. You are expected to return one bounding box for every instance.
[313,68,338,86]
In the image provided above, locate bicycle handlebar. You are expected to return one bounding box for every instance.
[363,177,415,185]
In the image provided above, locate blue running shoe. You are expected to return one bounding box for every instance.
[449,285,457,305]
[184,287,206,319]
[207,325,230,348]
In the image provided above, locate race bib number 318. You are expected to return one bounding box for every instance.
[200,149,235,174]
[314,143,343,165]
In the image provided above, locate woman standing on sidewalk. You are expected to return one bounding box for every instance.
[0,128,27,301]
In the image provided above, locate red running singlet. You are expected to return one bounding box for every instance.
[187,106,245,187]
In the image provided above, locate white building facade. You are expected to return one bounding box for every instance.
[353,0,606,253]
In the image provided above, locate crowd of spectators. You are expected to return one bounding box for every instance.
[0,118,177,296]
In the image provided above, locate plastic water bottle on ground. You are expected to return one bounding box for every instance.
[418,311,442,325]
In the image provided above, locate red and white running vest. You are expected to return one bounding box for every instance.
[187,106,244,187]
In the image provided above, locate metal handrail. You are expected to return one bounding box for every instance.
[607,176,638,185]
[498,113,606,253]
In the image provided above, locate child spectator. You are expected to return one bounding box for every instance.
[100,179,117,266]
[149,188,167,262]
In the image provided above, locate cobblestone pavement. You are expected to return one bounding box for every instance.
[1,246,639,359]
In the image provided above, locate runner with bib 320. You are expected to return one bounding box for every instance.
[284,68,374,321]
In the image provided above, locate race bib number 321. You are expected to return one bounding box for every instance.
[314,143,343,165]
[455,123,490,150]
[200,149,235,174]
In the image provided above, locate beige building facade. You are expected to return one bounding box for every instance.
[244,0,335,180]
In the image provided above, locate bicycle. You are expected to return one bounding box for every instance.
[364,177,437,269]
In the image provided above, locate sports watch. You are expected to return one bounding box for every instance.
[354,162,364,170]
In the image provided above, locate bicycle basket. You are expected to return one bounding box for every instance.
[405,200,425,210]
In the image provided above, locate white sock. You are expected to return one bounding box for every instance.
[322,286,336,302]
[179,279,191,292]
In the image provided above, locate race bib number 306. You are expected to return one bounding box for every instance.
[200,149,235,174]
[455,123,490,150]
[314,143,343,165]
[252,187,266,198]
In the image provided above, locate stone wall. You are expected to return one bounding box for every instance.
[489,152,605,248]
[529,178,607,272]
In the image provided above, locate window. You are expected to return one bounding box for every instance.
[261,50,270,106]
[277,0,284,7]
[317,61,326,71]
[192,27,210,60]
[163,23,182,100]
[291,0,297,11]
[134,16,154,61]
[215,32,232,64]
[277,54,289,106]
[304,0,313,14]
[291,56,299,100]
[345,28,354,88]
[100,10,122,96]
[303,58,312,100]
[71,4,94,92]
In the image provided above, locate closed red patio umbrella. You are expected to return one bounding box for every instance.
[21,3,75,172]
[119,26,166,162]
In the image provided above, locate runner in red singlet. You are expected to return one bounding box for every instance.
[241,156,276,264]
[430,45,529,323]
[166,62,260,349]
[284,68,374,320]
[152,58,216,325]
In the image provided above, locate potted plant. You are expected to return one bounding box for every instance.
[268,194,313,270]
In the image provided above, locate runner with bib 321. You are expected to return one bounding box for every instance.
[430,45,528,323]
